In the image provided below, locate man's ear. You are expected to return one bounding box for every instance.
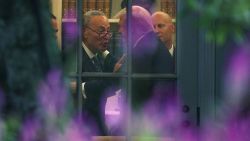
[170,23,175,33]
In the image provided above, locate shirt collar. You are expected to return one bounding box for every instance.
[169,44,174,56]
[82,42,96,59]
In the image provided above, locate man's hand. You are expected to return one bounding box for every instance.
[113,54,126,72]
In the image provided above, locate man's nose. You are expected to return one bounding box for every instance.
[102,33,112,40]
[102,34,111,42]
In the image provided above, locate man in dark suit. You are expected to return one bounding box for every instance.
[117,6,177,135]
[80,10,118,135]
[152,11,176,72]
[118,5,175,109]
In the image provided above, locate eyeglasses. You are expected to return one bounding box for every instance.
[86,26,112,39]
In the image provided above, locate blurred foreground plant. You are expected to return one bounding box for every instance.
[187,0,250,45]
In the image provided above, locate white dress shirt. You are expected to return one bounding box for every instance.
[169,44,174,56]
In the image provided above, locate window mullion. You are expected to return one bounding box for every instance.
[76,0,83,114]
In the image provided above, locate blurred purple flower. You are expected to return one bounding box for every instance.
[63,23,77,46]
[64,118,91,141]
[48,117,91,141]
[20,118,42,141]
[224,46,250,107]
[37,68,68,117]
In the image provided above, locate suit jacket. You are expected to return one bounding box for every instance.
[131,31,175,110]
[81,46,117,135]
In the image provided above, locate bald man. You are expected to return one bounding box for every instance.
[117,5,175,108]
[118,6,153,48]
[152,11,175,57]
[117,6,177,135]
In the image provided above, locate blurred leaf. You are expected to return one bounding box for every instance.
[205,31,215,43]
[187,0,250,45]
[234,28,245,44]
[186,0,199,10]
[215,27,227,45]
[3,118,21,141]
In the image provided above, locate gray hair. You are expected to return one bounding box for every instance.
[83,10,106,27]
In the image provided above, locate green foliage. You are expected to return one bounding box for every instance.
[2,118,21,141]
[187,0,250,45]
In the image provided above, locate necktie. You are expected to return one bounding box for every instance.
[92,56,103,72]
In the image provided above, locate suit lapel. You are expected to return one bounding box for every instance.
[82,48,98,72]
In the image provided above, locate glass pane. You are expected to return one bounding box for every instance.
[112,0,177,74]
[103,79,179,137]
[61,20,78,74]
[110,78,178,138]
[131,79,178,137]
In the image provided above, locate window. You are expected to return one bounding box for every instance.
[61,0,179,138]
